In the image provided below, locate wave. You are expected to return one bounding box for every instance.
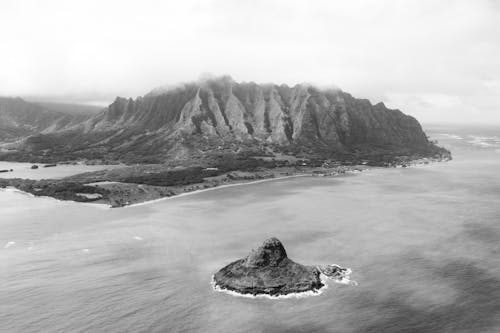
[4,241,16,249]
[210,275,328,300]
[432,133,500,149]
[467,135,500,148]
[436,133,464,140]
[318,265,357,286]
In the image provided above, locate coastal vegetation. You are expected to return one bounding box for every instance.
[0,178,109,202]
[0,150,450,207]
[0,77,451,207]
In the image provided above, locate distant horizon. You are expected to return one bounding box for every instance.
[2,73,498,126]
[2,99,499,127]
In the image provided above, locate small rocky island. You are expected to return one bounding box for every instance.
[213,237,350,297]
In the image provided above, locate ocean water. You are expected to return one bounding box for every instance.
[0,162,119,180]
[1,124,500,333]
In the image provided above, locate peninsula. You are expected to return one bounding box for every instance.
[0,77,451,206]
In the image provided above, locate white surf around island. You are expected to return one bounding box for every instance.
[328,268,358,286]
[210,275,328,300]
[211,265,357,300]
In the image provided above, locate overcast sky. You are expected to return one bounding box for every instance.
[1,0,499,124]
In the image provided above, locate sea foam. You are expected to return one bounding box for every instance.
[211,275,328,300]
[4,241,16,249]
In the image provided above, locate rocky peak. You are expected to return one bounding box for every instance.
[214,237,324,296]
[4,77,447,163]
[244,237,288,267]
[0,97,94,142]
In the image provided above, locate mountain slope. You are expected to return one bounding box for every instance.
[1,77,446,163]
[0,97,96,142]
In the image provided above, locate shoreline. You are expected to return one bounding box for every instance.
[124,173,311,208]
[0,173,316,209]
[0,187,112,209]
[0,173,331,209]
[210,266,357,300]
[1,156,450,208]
[109,164,375,208]
[210,275,329,300]
[110,158,439,208]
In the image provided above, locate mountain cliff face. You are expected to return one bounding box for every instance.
[85,76,428,146]
[2,77,444,163]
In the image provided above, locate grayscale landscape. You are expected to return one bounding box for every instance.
[1,1,499,332]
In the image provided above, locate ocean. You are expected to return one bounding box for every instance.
[0,162,119,180]
[1,124,499,332]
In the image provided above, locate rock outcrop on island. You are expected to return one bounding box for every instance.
[213,237,323,296]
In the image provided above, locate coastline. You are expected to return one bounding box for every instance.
[1,156,450,208]
[0,172,336,209]
[210,275,329,300]
[98,163,376,207]
[0,186,112,209]
[94,156,447,208]
[124,173,310,208]
[210,265,357,300]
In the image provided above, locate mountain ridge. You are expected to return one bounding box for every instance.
[0,76,447,164]
[0,97,97,142]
